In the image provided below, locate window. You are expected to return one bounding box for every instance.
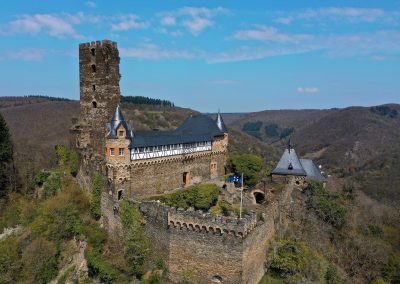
[119,130,124,137]
[91,64,96,72]
[91,48,95,56]
[119,148,124,156]
[92,85,96,91]
[117,190,123,200]
[139,147,144,153]
[92,101,97,108]
[110,148,115,156]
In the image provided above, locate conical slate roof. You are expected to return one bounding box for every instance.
[215,111,228,133]
[106,105,134,138]
[299,159,327,182]
[272,148,307,176]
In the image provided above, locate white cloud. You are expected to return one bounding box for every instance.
[111,14,149,31]
[157,6,229,35]
[5,48,45,61]
[160,15,176,26]
[232,25,313,43]
[207,46,316,63]
[1,14,82,38]
[86,1,96,8]
[275,7,396,25]
[120,43,198,60]
[297,87,320,94]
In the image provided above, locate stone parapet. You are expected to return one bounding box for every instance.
[141,201,258,238]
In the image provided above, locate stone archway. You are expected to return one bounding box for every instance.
[252,190,266,204]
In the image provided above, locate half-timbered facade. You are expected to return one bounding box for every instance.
[105,105,229,199]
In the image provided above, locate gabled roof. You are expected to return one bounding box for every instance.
[106,106,228,148]
[176,114,224,138]
[215,112,228,133]
[272,148,307,176]
[106,105,134,139]
[299,159,327,182]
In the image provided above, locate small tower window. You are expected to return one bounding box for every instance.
[91,48,95,56]
[119,148,124,156]
[92,85,96,91]
[117,190,123,200]
[119,130,124,137]
[92,101,97,108]
[91,64,96,72]
[110,148,115,156]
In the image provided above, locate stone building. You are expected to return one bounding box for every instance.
[272,139,326,184]
[104,105,229,200]
[73,39,229,200]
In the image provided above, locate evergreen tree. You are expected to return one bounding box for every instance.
[0,113,14,197]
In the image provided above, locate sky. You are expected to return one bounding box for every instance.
[0,0,399,112]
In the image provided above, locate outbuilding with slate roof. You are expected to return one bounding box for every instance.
[272,139,326,183]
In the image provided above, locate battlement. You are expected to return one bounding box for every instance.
[140,201,258,238]
[79,40,118,48]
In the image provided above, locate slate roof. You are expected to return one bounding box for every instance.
[299,159,327,182]
[272,148,307,176]
[176,115,225,138]
[215,112,228,133]
[106,106,226,148]
[106,105,134,139]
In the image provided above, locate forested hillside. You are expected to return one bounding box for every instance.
[1,97,399,283]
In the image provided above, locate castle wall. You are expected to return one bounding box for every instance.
[139,181,295,284]
[125,152,226,198]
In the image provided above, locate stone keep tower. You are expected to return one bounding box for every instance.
[78,40,121,160]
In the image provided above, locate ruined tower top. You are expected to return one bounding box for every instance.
[78,39,121,158]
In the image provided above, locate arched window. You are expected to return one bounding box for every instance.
[92,101,97,108]
[91,64,96,72]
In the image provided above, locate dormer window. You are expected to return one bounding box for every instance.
[119,130,124,137]
[119,148,124,156]
[110,148,115,156]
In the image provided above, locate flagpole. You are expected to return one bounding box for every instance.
[240,173,243,219]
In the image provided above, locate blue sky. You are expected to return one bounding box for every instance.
[0,0,399,112]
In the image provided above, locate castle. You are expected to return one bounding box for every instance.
[73,40,292,284]
[73,40,228,201]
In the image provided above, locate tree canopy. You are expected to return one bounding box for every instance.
[0,113,14,197]
[227,154,264,187]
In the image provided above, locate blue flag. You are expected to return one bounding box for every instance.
[227,174,243,184]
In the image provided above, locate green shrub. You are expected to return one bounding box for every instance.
[120,200,151,277]
[150,184,221,210]
[307,182,347,228]
[383,254,400,283]
[85,224,107,250]
[55,145,79,177]
[34,170,51,187]
[227,154,264,187]
[31,191,83,240]
[86,250,117,284]
[43,172,62,198]
[0,236,21,283]
[90,173,103,219]
[270,239,309,278]
[69,151,79,177]
[21,237,58,283]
